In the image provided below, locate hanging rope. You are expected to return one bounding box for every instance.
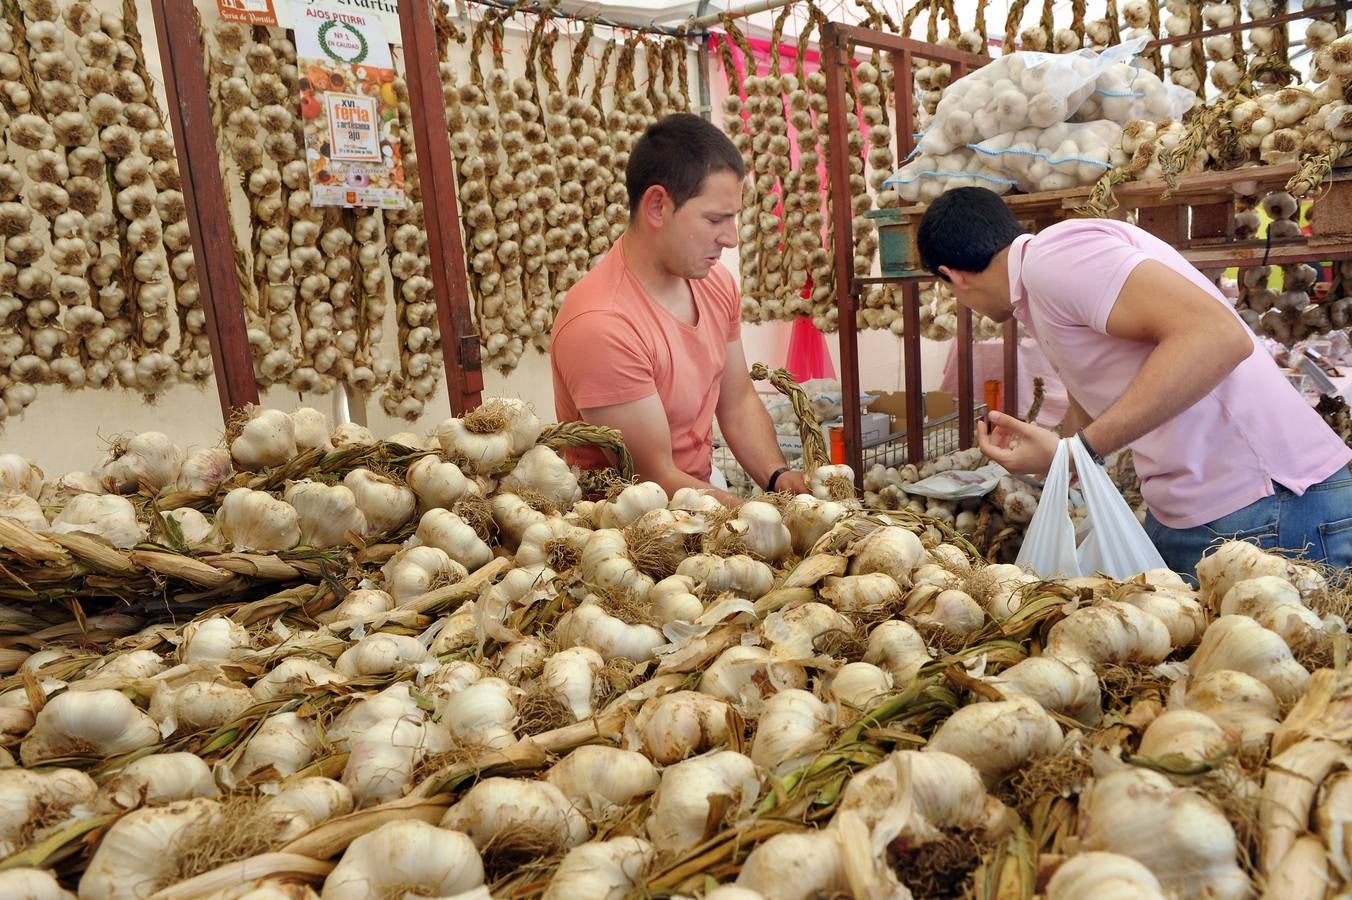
[1038,0,1055,44]
[901,1,926,37]
[522,11,551,93]
[469,9,494,87]
[1004,0,1032,52]
[974,0,990,52]
[793,11,815,83]
[855,0,897,33]
[769,4,792,79]
[591,37,617,110]
[1070,0,1086,39]
[940,0,961,40]
[723,14,757,77]
[926,0,940,44]
[539,28,561,97]
[566,18,595,97]
[1105,0,1120,45]
[1189,3,1207,98]
[1145,0,1162,74]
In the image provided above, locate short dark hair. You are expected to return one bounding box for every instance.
[626,113,745,216]
[917,187,1027,280]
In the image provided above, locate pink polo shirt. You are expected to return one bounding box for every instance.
[1009,219,1352,529]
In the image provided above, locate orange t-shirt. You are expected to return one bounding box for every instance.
[551,237,741,480]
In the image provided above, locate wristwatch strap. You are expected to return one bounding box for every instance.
[766,467,791,492]
[1076,430,1105,467]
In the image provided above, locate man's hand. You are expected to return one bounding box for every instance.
[773,471,809,496]
[978,410,1060,476]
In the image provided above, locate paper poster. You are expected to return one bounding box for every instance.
[217,0,279,26]
[274,0,403,44]
[294,4,405,208]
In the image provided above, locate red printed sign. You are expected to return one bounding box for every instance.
[216,0,279,26]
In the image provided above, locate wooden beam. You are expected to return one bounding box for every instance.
[398,0,484,415]
[827,24,987,67]
[1145,1,1352,49]
[149,0,259,415]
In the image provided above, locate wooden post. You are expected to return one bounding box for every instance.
[900,283,924,464]
[149,0,259,415]
[1002,319,1019,417]
[398,0,484,414]
[822,24,864,482]
[955,305,974,448]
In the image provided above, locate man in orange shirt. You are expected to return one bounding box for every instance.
[551,114,806,505]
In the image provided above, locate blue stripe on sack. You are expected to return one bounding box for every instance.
[883,169,1018,187]
[967,144,1114,169]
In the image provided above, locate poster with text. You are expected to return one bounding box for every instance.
[216,0,279,27]
[294,4,405,208]
[275,0,403,44]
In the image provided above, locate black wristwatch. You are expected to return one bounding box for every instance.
[1077,430,1105,467]
[766,467,791,492]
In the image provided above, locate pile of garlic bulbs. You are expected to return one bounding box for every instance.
[2,387,1348,897]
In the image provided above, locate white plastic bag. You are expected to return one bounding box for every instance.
[884,149,1017,203]
[1016,436,1165,579]
[970,120,1124,193]
[1070,60,1196,124]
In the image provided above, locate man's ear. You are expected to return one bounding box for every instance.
[939,265,967,288]
[639,184,670,229]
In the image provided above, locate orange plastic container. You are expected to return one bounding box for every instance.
[829,426,845,464]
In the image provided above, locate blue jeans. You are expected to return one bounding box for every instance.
[1144,465,1352,582]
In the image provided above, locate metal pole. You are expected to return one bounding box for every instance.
[686,0,799,31]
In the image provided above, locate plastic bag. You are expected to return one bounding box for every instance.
[970,120,1125,193]
[884,149,1017,203]
[901,464,1007,500]
[1016,436,1165,579]
[1070,59,1196,125]
[916,48,1107,156]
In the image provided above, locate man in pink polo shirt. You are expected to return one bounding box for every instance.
[551,114,807,505]
[918,186,1352,578]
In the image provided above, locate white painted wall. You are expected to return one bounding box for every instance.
[5,0,950,476]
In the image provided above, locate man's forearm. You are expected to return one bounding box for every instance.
[1082,334,1250,455]
[718,391,788,488]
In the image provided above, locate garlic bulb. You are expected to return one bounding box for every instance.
[542,837,655,900]
[49,493,146,548]
[317,589,394,626]
[1197,540,1325,604]
[751,689,833,775]
[1185,669,1281,753]
[989,656,1102,726]
[0,452,42,497]
[497,638,549,685]
[216,487,300,552]
[651,574,703,624]
[545,745,660,819]
[0,768,98,855]
[1137,709,1229,762]
[761,602,855,662]
[382,545,468,602]
[261,777,355,843]
[516,518,591,571]
[647,751,761,854]
[159,507,221,550]
[413,508,493,571]
[102,752,218,809]
[491,492,549,549]
[284,480,365,548]
[0,493,46,529]
[559,596,664,662]
[181,616,251,663]
[21,688,160,764]
[342,715,434,806]
[441,677,518,750]
[1080,768,1250,900]
[1188,614,1310,705]
[175,447,233,494]
[580,529,656,601]
[79,798,222,900]
[230,409,298,470]
[1119,587,1206,648]
[828,661,894,712]
[335,632,431,676]
[848,525,926,585]
[0,869,75,900]
[1047,852,1167,900]
[477,563,555,646]
[407,454,471,509]
[735,829,850,899]
[540,646,605,721]
[676,554,775,598]
[717,500,791,562]
[700,645,808,715]
[925,696,1063,786]
[89,650,166,681]
[784,495,849,555]
[95,431,183,493]
[1044,601,1172,666]
[629,691,735,764]
[149,669,256,736]
[224,711,319,785]
[502,445,581,510]
[864,620,934,684]
[330,684,424,748]
[321,820,485,900]
[821,573,903,612]
[331,423,377,449]
[344,468,416,536]
[290,407,334,452]
[597,481,668,529]
[441,777,590,851]
[1220,576,1325,650]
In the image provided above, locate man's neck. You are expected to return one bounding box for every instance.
[620,229,687,309]
[981,246,1016,318]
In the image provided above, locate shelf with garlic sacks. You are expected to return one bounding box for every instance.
[1,393,1351,897]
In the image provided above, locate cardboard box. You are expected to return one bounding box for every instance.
[866,391,958,432]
